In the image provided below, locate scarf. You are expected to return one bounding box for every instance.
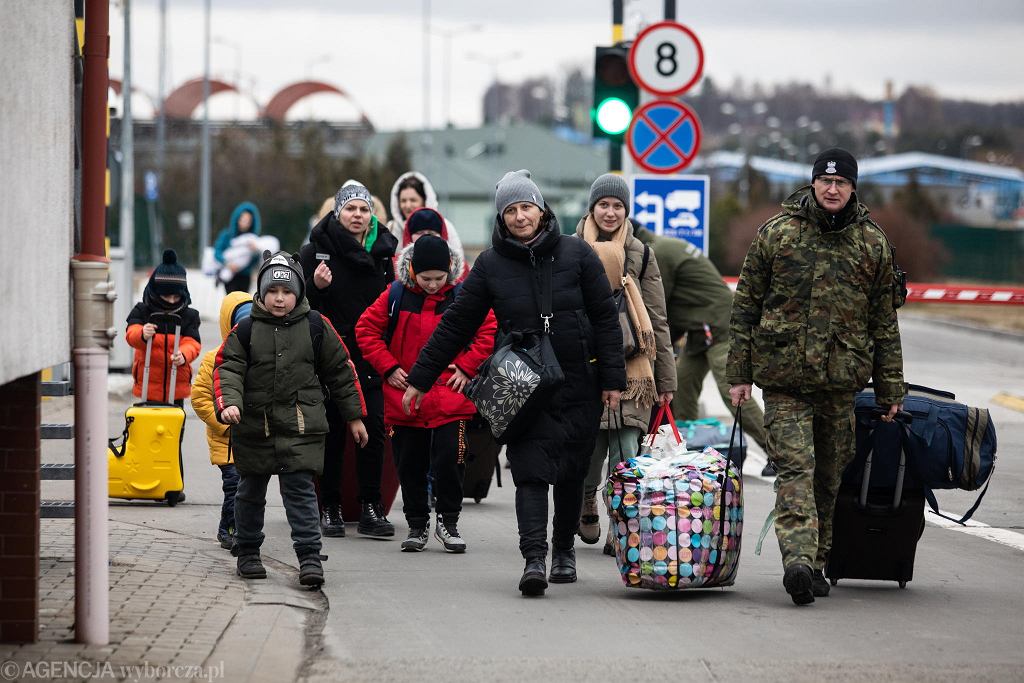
[582,215,656,406]
[362,215,380,252]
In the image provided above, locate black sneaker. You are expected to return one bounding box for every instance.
[401,523,430,552]
[811,568,830,597]
[761,462,777,477]
[298,554,324,587]
[217,528,234,550]
[358,502,396,538]
[434,515,467,553]
[783,563,815,605]
[237,554,267,580]
[321,505,346,538]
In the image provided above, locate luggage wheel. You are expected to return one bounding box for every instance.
[830,578,838,586]
[474,497,482,504]
[898,581,907,589]
[165,491,184,507]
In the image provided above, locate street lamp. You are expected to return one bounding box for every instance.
[430,23,482,129]
[466,50,522,123]
[212,36,241,119]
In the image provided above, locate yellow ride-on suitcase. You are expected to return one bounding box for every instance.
[108,312,186,506]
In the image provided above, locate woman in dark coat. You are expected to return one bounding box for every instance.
[403,170,625,596]
[298,183,399,538]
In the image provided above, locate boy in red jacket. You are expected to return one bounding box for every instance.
[356,235,496,553]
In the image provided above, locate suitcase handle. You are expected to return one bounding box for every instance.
[107,415,135,458]
[860,410,913,511]
[143,312,182,405]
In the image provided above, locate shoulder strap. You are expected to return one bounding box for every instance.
[540,256,553,333]
[638,243,651,282]
[383,280,405,346]
[307,310,324,361]
[235,317,254,357]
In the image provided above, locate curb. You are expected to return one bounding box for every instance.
[901,313,1024,342]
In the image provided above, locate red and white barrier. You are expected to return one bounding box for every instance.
[722,277,1024,305]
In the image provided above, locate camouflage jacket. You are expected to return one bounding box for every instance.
[725,186,905,405]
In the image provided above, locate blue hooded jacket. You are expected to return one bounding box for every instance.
[213,201,262,277]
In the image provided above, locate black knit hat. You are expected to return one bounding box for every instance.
[812,147,858,187]
[406,207,444,237]
[149,249,189,298]
[410,234,451,275]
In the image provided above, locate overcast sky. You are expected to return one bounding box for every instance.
[109,0,1024,130]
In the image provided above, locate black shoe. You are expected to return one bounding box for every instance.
[549,548,577,584]
[519,558,547,597]
[761,462,777,477]
[783,563,815,605]
[217,528,234,550]
[298,554,324,587]
[321,505,346,538]
[237,554,267,580]
[811,569,830,597]
[358,502,396,538]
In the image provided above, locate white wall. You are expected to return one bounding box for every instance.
[0,2,74,385]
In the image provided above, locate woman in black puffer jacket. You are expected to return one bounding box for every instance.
[404,170,625,596]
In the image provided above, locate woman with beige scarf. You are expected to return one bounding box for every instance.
[575,174,677,553]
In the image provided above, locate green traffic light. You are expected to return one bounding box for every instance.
[595,97,632,135]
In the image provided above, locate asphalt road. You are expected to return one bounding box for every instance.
[59,313,1022,682]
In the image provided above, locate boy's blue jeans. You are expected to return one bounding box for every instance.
[234,470,321,558]
[218,464,239,535]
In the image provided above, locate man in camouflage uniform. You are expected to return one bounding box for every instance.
[726,148,905,605]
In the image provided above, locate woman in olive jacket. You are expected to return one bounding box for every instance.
[403,170,625,596]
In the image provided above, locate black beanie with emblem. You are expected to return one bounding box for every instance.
[410,234,452,275]
[812,147,858,187]
[257,251,305,302]
[149,249,189,299]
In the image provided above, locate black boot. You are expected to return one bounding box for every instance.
[549,547,577,584]
[321,504,345,538]
[298,553,324,588]
[519,557,547,597]
[358,502,396,538]
[811,568,830,597]
[236,553,266,580]
[783,563,815,606]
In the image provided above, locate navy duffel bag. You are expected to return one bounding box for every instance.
[854,384,997,524]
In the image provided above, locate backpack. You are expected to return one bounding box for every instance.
[383,279,463,346]
[233,310,325,369]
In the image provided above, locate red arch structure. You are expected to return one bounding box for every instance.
[262,80,372,127]
[162,77,241,118]
[109,78,157,111]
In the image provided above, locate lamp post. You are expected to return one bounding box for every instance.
[466,50,522,124]
[430,23,482,129]
[212,36,241,119]
[198,0,211,265]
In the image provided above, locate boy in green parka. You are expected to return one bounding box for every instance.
[214,251,368,587]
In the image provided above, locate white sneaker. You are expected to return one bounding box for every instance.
[433,515,466,553]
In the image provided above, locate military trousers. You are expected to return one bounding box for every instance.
[674,340,768,451]
[763,389,855,570]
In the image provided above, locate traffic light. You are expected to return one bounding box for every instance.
[592,45,638,142]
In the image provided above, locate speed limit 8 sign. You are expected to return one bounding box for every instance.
[628,21,704,97]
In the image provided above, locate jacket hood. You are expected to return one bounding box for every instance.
[491,204,562,260]
[228,201,262,237]
[389,171,439,223]
[395,241,464,288]
[219,291,254,339]
[783,185,868,231]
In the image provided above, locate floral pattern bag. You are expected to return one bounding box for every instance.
[466,257,564,444]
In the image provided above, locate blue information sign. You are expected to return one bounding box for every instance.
[630,174,710,254]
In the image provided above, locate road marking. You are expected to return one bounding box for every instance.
[992,392,1024,413]
[927,512,1024,553]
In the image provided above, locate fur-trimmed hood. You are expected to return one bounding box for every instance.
[394,240,465,288]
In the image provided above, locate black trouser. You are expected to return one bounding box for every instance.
[221,271,251,293]
[320,386,385,506]
[515,479,586,560]
[234,470,321,558]
[218,464,239,534]
[393,421,466,526]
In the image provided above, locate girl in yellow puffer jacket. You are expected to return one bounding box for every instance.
[191,291,253,549]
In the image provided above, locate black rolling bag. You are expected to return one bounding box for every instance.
[826,411,925,589]
[462,417,502,503]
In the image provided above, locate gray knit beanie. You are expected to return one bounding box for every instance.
[588,173,631,213]
[257,251,304,303]
[333,183,373,218]
[495,169,544,215]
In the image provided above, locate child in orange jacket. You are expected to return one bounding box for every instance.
[192,290,252,549]
[125,249,202,403]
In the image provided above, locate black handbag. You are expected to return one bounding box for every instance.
[466,256,564,444]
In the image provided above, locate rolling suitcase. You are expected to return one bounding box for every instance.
[462,417,502,503]
[826,411,924,588]
[339,438,400,521]
[108,313,187,506]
